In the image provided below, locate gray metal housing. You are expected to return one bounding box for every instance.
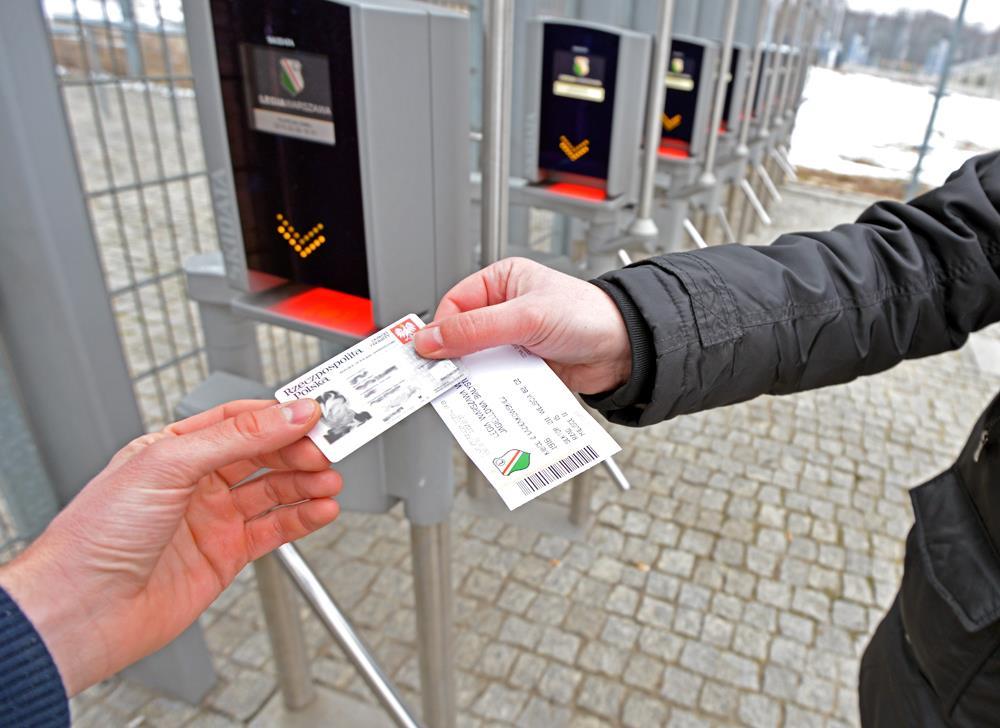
[184,0,470,327]
[672,34,720,160]
[522,17,651,199]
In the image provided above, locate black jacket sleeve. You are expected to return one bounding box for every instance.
[0,587,70,727]
[586,152,1000,426]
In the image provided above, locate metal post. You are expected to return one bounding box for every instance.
[737,0,771,156]
[740,177,773,226]
[907,0,969,198]
[755,162,783,203]
[716,207,737,243]
[469,0,515,501]
[254,553,317,710]
[603,456,632,491]
[276,544,423,728]
[569,470,593,526]
[700,0,741,187]
[410,523,455,728]
[775,0,805,120]
[760,0,793,139]
[480,0,514,264]
[684,218,709,249]
[118,0,144,78]
[628,0,675,239]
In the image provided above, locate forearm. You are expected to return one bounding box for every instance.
[588,152,1000,426]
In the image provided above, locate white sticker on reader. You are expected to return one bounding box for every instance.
[432,345,621,510]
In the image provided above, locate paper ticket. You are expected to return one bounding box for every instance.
[275,314,464,462]
[432,345,621,510]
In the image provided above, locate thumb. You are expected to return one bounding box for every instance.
[414,299,540,359]
[145,399,322,481]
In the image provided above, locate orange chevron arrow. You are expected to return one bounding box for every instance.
[662,112,683,131]
[558,134,590,161]
[276,213,328,259]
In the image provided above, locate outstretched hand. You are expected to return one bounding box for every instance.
[0,399,340,696]
[414,257,632,394]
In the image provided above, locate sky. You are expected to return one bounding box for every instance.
[846,0,1000,30]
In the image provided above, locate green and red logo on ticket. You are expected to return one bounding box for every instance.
[494,449,531,476]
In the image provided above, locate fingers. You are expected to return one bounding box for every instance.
[145,400,322,484]
[215,436,330,487]
[166,399,277,436]
[415,298,542,359]
[426,257,541,322]
[230,469,342,520]
[245,499,340,561]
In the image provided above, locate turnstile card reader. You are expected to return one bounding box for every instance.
[721,44,750,136]
[524,19,650,200]
[659,35,718,161]
[186,0,469,337]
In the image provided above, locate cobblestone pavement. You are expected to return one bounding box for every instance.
[64,176,1000,727]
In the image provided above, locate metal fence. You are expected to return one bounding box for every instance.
[42,0,322,431]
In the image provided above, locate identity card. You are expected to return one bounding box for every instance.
[274,314,464,462]
[432,345,621,510]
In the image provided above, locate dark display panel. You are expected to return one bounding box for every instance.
[661,39,705,148]
[753,49,773,118]
[538,23,620,183]
[210,0,369,299]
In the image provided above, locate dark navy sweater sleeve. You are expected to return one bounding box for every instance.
[0,587,70,727]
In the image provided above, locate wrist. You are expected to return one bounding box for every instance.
[589,277,654,405]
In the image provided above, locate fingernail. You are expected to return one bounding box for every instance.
[281,399,317,424]
[414,325,443,353]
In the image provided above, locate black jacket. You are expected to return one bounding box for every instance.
[589,152,1000,727]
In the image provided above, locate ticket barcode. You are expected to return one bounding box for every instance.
[516,445,600,496]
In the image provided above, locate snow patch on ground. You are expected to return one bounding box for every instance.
[789,67,1000,187]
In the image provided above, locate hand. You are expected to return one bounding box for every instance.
[0,399,340,696]
[414,257,631,394]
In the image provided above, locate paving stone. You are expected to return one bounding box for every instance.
[606,584,641,616]
[657,548,696,577]
[471,683,529,723]
[536,626,581,664]
[576,675,625,720]
[601,614,641,649]
[479,642,518,678]
[638,625,685,661]
[623,691,670,728]
[623,652,664,691]
[661,665,704,708]
[637,595,676,629]
[509,652,547,690]
[673,607,703,638]
[205,670,276,722]
[699,680,739,717]
[702,614,735,648]
[739,692,782,727]
[562,603,607,640]
[538,663,583,705]
[497,582,536,614]
[578,640,629,676]
[763,664,801,701]
[833,599,869,632]
[499,615,543,649]
[518,695,572,727]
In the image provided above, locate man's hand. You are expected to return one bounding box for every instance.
[414,258,631,394]
[0,399,340,696]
